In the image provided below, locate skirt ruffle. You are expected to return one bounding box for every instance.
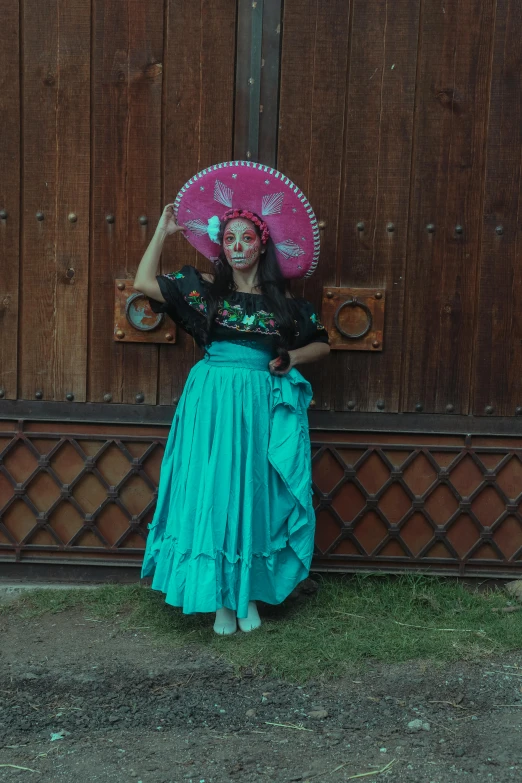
[140,340,316,618]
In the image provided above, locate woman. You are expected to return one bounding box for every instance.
[135,161,330,635]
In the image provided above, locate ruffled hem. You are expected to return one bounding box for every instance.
[141,536,310,618]
[142,521,297,566]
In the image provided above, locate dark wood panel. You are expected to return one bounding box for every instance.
[234,0,255,161]
[234,0,282,165]
[278,0,351,410]
[473,0,522,416]
[402,0,495,414]
[90,0,163,404]
[258,0,283,167]
[278,0,316,187]
[159,0,236,406]
[0,0,20,400]
[121,2,164,405]
[21,0,90,402]
[335,0,420,413]
[198,2,237,171]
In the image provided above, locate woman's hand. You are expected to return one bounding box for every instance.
[156,204,185,237]
[269,349,295,376]
[269,342,330,376]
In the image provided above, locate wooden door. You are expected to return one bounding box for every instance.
[2,0,522,577]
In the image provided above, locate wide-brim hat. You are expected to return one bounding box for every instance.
[173,161,320,279]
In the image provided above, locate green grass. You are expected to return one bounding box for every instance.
[2,574,522,682]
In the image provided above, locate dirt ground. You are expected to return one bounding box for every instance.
[1,603,521,783]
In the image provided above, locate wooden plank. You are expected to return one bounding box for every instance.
[21,0,90,402]
[278,0,316,180]
[121,2,164,405]
[335,0,420,413]
[473,0,522,416]
[401,0,495,414]
[0,1,20,400]
[232,0,283,166]
[234,0,256,160]
[90,0,125,402]
[278,0,351,410]
[258,0,282,166]
[90,0,163,404]
[158,0,236,406]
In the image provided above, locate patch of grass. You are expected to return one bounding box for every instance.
[3,574,521,682]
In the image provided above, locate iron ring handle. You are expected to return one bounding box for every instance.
[125,292,164,331]
[334,298,373,340]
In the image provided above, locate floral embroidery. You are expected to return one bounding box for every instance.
[310,312,326,330]
[217,301,282,335]
[164,271,185,280]
[187,290,207,313]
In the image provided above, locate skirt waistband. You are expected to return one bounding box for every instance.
[203,340,273,370]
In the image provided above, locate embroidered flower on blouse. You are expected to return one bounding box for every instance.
[310,312,326,330]
[217,301,282,335]
[164,271,185,280]
[186,290,207,313]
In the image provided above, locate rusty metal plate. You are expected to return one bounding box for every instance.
[321,287,385,351]
[114,280,176,344]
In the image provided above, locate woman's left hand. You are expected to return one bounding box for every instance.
[269,350,295,376]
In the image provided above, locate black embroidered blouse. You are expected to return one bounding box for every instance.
[148,265,329,350]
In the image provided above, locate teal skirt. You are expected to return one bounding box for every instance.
[140,340,316,619]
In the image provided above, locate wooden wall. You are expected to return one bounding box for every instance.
[1,0,522,417]
[0,0,236,407]
[279,0,522,417]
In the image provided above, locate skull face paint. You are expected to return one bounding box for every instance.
[222,218,262,271]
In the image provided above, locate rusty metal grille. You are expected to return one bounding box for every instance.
[2,419,522,577]
[0,420,166,564]
[312,433,522,576]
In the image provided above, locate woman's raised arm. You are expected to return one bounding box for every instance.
[133,204,184,302]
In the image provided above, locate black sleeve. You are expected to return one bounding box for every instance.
[292,299,330,349]
[147,265,208,341]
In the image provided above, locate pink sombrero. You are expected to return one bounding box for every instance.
[173,161,320,279]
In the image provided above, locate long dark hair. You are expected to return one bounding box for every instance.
[202,215,297,348]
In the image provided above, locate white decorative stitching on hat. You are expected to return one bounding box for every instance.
[262,193,284,216]
[214,180,234,208]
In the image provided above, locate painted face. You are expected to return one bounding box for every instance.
[223,218,262,270]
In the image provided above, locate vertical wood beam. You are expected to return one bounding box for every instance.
[234,0,282,166]
[21,0,91,403]
[0,1,20,400]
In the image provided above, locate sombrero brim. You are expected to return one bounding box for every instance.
[173,161,320,279]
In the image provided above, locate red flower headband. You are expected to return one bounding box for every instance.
[221,209,270,245]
